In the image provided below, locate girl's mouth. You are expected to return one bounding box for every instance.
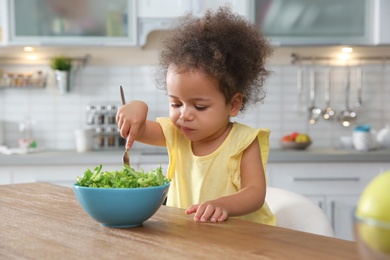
[180,126,194,134]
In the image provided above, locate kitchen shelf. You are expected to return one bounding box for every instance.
[0,55,90,91]
[0,71,46,89]
[0,54,90,67]
[291,53,390,66]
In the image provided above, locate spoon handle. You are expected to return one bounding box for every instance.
[120,85,126,105]
[344,67,350,109]
[356,66,363,107]
[309,67,316,107]
[324,67,331,106]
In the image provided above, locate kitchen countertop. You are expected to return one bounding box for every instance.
[0,147,389,166]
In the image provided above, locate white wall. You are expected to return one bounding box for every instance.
[0,62,389,151]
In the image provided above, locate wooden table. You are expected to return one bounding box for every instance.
[0,183,359,259]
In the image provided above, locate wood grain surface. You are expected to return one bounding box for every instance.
[0,183,360,259]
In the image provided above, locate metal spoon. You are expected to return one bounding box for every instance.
[294,66,306,114]
[322,67,335,120]
[120,85,130,166]
[308,67,321,124]
[355,66,363,108]
[338,67,357,127]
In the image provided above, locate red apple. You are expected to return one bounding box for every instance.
[290,132,299,141]
[282,135,294,142]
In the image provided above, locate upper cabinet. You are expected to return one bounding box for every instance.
[252,0,390,46]
[137,0,250,46]
[0,0,389,47]
[137,1,192,18]
[2,0,137,46]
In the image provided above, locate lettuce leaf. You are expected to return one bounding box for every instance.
[76,164,169,188]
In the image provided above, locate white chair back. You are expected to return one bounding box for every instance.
[266,187,334,237]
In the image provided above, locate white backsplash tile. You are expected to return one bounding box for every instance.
[0,63,389,150]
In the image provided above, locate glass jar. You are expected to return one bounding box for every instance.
[96,105,106,125]
[117,128,126,147]
[107,127,116,147]
[86,105,96,125]
[95,127,105,148]
[106,105,117,125]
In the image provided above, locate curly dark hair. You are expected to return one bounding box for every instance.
[154,6,273,111]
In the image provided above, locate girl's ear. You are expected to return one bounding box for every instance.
[229,93,243,116]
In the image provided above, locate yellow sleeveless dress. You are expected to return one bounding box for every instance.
[157,117,276,225]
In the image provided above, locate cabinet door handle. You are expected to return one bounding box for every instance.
[331,200,335,231]
[293,177,360,182]
[318,201,323,210]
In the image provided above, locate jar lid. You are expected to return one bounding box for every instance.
[86,105,95,110]
[107,105,117,110]
[354,125,370,132]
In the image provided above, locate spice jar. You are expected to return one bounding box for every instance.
[117,128,126,147]
[107,127,116,147]
[95,127,105,148]
[96,105,106,125]
[86,105,96,125]
[106,105,117,125]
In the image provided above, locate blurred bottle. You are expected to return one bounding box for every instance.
[19,117,37,151]
[106,105,117,124]
[96,105,106,125]
[86,105,96,125]
[95,127,105,148]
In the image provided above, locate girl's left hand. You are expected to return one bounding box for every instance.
[185,202,228,223]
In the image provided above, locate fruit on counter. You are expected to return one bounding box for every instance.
[295,134,311,143]
[281,132,311,143]
[281,135,294,142]
[356,170,390,254]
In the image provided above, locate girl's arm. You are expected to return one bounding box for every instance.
[185,139,266,222]
[116,100,166,149]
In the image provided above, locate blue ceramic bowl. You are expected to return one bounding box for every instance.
[73,183,170,228]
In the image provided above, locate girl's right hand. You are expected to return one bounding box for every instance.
[116,100,148,150]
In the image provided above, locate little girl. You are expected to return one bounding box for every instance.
[117,6,275,225]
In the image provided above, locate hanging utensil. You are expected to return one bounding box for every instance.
[355,65,363,107]
[338,67,357,127]
[294,65,306,114]
[120,85,130,166]
[308,66,321,124]
[322,67,335,120]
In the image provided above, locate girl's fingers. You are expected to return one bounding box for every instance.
[185,204,199,215]
[217,211,228,222]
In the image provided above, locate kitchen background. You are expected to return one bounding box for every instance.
[1,53,389,151]
[1,0,390,243]
[1,0,390,152]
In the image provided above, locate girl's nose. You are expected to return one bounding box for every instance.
[180,106,193,121]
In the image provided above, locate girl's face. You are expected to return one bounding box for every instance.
[166,66,240,143]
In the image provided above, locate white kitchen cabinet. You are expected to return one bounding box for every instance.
[267,162,387,241]
[327,195,359,241]
[137,0,249,19]
[7,165,94,188]
[0,169,12,185]
[192,0,250,18]
[1,161,168,188]
[137,0,250,46]
[3,0,137,46]
[4,164,130,188]
[137,0,191,18]
[252,0,390,46]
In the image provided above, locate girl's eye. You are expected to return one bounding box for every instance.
[195,105,207,111]
[170,103,181,108]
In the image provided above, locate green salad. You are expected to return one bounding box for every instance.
[76,164,170,188]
